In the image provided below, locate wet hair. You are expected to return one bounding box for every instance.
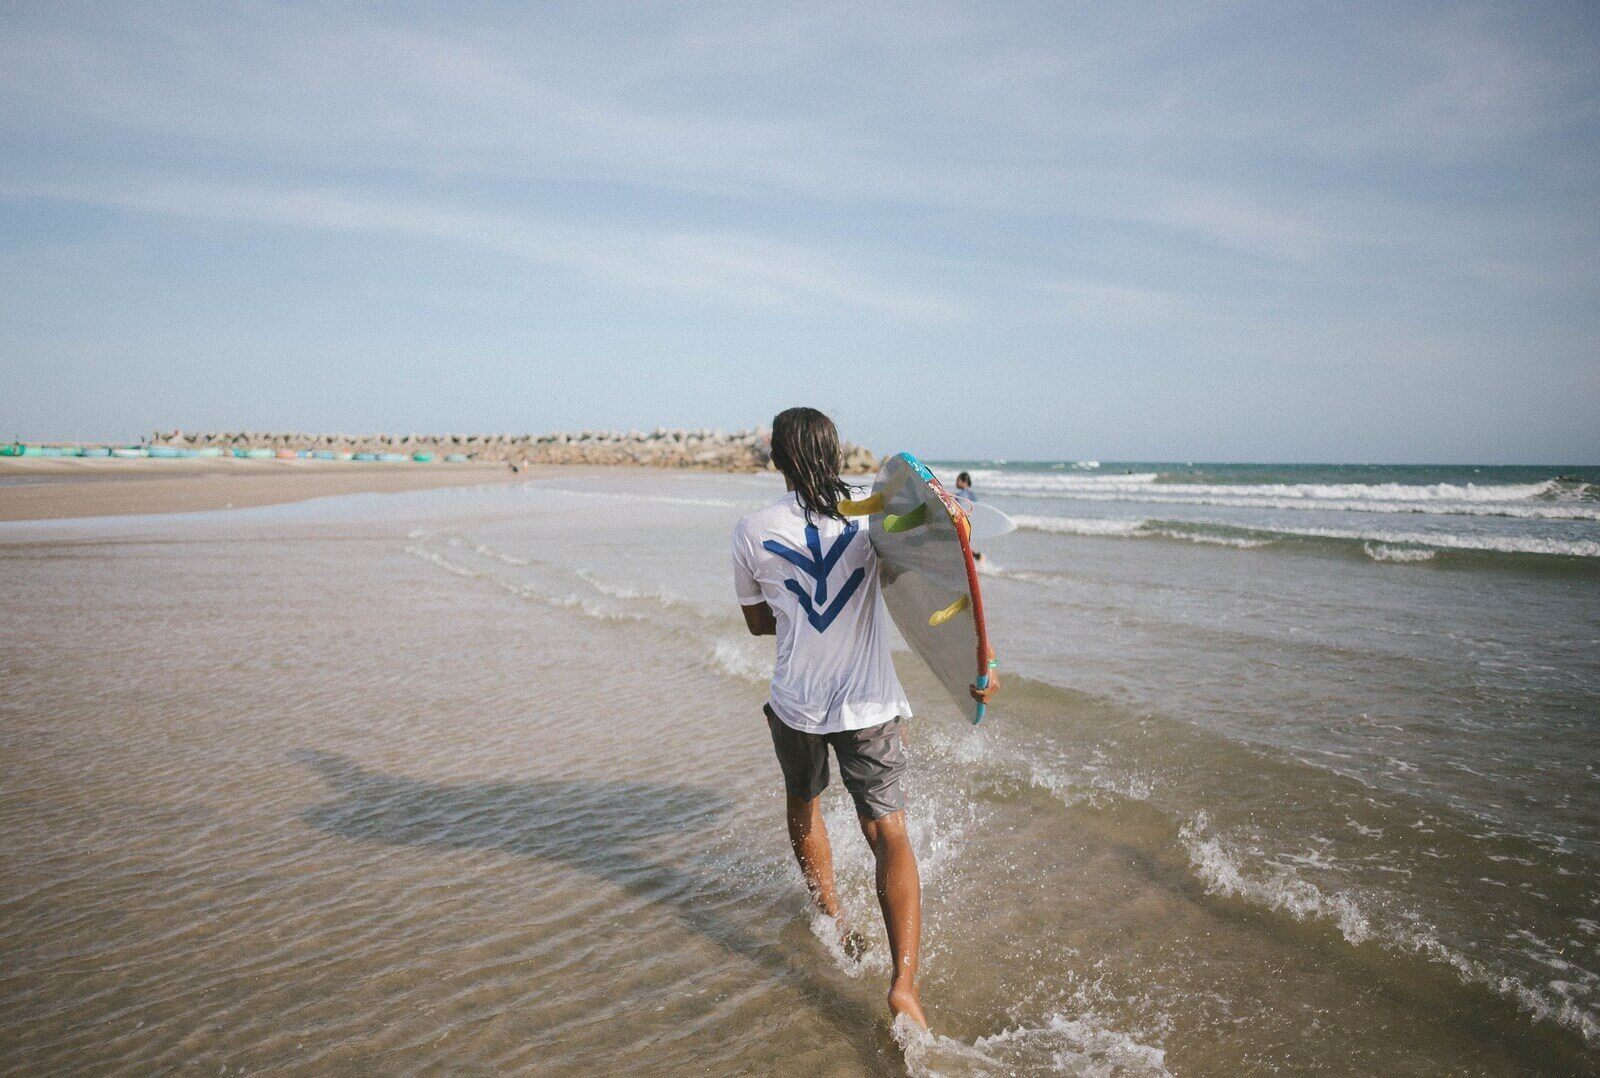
[956,471,972,487]
[770,407,851,522]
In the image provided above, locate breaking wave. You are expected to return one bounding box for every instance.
[1179,814,1600,1046]
[964,472,1600,519]
[1363,542,1436,563]
[1013,515,1600,559]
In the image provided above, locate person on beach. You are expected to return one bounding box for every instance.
[733,407,998,1029]
[953,472,983,563]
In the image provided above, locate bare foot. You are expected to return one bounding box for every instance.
[841,926,870,962]
[887,982,927,1029]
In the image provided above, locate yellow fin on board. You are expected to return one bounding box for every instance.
[883,503,928,533]
[837,492,884,516]
[928,594,970,627]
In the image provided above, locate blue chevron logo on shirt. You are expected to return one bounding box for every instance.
[785,568,866,632]
[762,522,857,604]
[763,522,862,631]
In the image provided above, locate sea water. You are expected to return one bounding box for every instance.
[1,463,1595,1074]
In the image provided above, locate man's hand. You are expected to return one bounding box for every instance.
[741,602,777,637]
[969,654,1000,704]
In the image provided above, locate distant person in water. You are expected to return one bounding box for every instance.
[733,408,998,1030]
[953,472,983,562]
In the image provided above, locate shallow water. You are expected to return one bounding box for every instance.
[1,471,1595,1075]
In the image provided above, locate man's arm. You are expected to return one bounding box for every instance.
[732,526,773,635]
[742,602,777,636]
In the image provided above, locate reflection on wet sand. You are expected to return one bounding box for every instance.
[295,749,890,1071]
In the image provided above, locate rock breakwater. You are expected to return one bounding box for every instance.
[149,428,880,473]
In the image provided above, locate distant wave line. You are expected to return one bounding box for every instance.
[965,472,1584,504]
[1013,515,1600,558]
[983,489,1600,520]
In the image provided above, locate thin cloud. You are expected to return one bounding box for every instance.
[4,178,963,321]
[3,0,1556,267]
[1037,279,1191,325]
[0,2,1596,459]
[1308,11,1600,163]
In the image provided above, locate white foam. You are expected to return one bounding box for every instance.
[971,472,1559,502]
[1179,815,1600,1046]
[972,1013,1171,1076]
[898,1010,1170,1077]
[1271,524,1599,558]
[963,470,1160,491]
[1006,489,1600,520]
[576,568,690,610]
[404,546,480,579]
[1363,543,1436,563]
[576,569,644,599]
[809,908,888,976]
[472,541,533,566]
[1014,515,1600,558]
[525,589,649,624]
[1025,755,1157,808]
[1012,515,1267,548]
[1014,516,1147,537]
[969,473,1600,519]
[1180,814,1375,943]
[410,540,668,627]
[939,725,1158,809]
[710,638,769,683]
[1166,530,1272,549]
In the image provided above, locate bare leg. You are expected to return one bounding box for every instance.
[786,794,870,959]
[859,810,926,1027]
[786,793,843,919]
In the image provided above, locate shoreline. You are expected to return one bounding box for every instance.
[0,457,586,522]
[2,464,1595,1072]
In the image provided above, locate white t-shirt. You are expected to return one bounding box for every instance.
[732,492,911,734]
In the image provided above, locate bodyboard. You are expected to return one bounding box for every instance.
[840,453,996,723]
[954,497,1016,541]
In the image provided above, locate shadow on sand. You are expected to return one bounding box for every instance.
[292,749,894,1072]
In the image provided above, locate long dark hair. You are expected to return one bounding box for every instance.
[770,407,851,522]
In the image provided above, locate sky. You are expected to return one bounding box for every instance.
[2,1,1597,462]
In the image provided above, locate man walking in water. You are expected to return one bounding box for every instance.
[732,407,997,1028]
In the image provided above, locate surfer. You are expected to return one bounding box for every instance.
[953,472,983,562]
[734,407,999,1030]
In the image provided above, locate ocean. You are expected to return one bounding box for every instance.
[1,461,1596,1074]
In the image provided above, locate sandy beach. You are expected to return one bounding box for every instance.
[2,467,1595,1074]
[5,0,1595,1070]
[0,457,535,522]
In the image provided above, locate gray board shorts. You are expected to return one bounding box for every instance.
[764,704,908,820]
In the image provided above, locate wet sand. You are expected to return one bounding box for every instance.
[0,457,545,521]
[3,474,1594,1075]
